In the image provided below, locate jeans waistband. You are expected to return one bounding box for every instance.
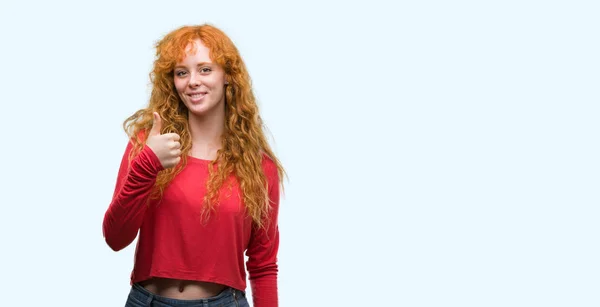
[129,282,242,306]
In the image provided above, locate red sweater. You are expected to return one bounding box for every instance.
[102,141,280,307]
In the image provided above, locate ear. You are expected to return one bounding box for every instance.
[224,75,230,85]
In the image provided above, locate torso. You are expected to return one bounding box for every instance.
[139,277,227,299]
[128,150,274,299]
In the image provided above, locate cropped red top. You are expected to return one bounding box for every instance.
[102,141,280,307]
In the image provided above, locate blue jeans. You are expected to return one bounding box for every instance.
[125,283,250,307]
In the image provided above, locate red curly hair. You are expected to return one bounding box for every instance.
[122,24,285,229]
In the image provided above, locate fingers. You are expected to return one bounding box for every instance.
[145,113,182,169]
[164,133,180,141]
[149,112,162,136]
[162,133,180,149]
[169,139,181,156]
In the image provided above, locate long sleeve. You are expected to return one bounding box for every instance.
[245,160,281,307]
[102,140,164,251]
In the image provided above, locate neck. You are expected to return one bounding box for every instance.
[187,106,225,160]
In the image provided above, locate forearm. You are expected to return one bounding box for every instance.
[103,145,163,251]
[249,264,279,307]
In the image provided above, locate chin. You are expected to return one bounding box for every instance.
[186,103,217,116]
[187,107,208,116]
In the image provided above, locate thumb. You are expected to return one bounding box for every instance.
[149,112,162,136]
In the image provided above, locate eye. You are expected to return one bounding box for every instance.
[200,67,212,74]
[175,70,187,77]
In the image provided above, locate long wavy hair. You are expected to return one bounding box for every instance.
[123,24,285,229]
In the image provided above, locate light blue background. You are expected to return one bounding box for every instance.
[0,0,598,306]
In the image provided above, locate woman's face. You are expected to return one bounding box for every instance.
[173,39,228,117]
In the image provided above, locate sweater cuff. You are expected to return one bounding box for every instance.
[131,145,164,178]
[250,274,278,307]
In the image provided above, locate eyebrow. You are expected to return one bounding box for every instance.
[174,62,213,69]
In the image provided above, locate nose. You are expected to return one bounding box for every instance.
[189,72,201,88]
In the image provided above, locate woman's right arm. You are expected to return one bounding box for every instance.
[102,141,164,251]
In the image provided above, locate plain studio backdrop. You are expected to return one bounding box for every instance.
[0,1,598,306]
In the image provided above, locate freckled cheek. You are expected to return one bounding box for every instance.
[174,81,187,95]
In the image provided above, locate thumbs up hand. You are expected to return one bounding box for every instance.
[145,112,182,169]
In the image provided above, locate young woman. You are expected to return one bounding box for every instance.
[102,24,285,307]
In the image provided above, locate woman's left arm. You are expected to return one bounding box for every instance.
[245,160,281,307]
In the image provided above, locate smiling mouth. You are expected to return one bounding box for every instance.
[188,92,207,99]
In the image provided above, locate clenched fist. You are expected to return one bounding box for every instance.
[145,112,181,169]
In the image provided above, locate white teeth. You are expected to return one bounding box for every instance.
[190,93,206,98]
